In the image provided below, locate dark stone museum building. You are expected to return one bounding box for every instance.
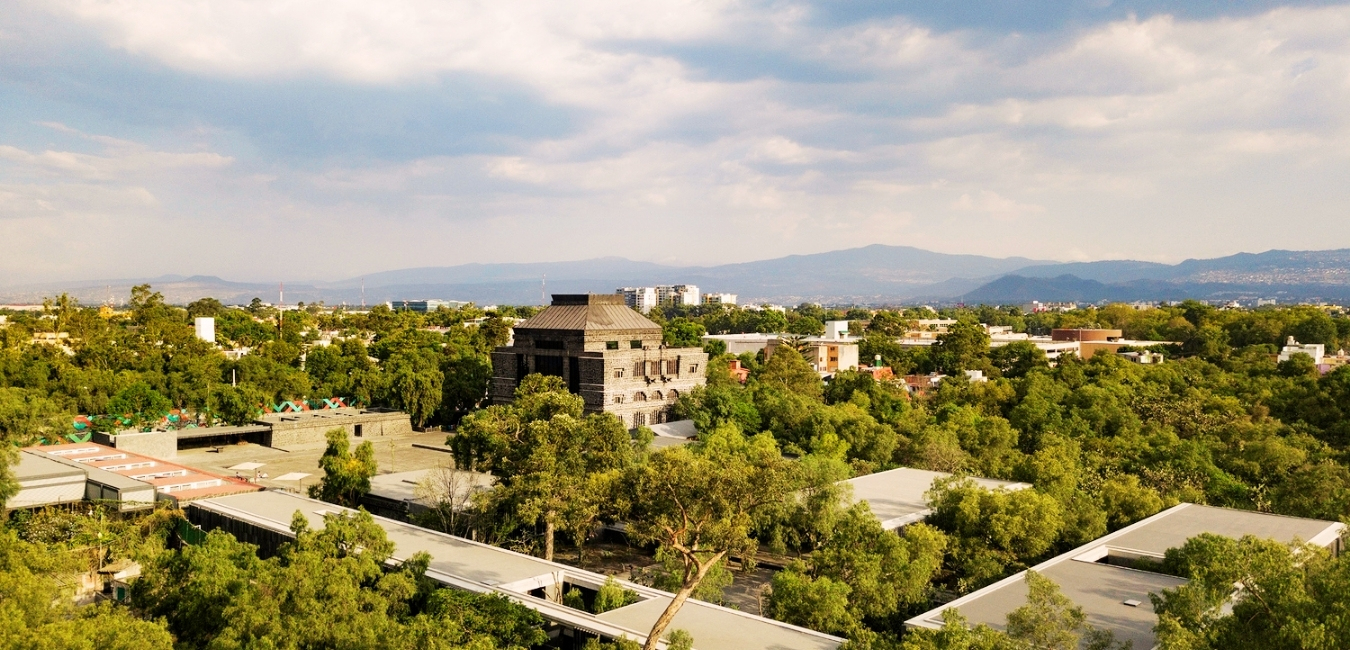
[490,294,707,428]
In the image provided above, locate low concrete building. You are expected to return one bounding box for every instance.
[844,467,1030,530]
[905,504,1345,650]
[257,407,413,448]
[703,333,779,356]
[491,295,707,429]
[9,450,88,510]
[360,468,497,521]
[188,490,844,650]
[7,443,263,511]
[703,293,738,306]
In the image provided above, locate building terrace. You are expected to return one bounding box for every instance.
[904,503,1344,650]
[188,490,842,650]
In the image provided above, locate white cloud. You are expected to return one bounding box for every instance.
[8,3,1350,281]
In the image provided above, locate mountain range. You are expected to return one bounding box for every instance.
[6,246,1350,306]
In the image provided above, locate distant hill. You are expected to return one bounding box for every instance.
[10,246,1350,307]
[964,249,1350,304]
[0,245,1054,306]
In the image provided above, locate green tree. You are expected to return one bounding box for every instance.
[758,346,823,398]
[664,319,707,348]
[619,426,797,650]
[308,428,378,507]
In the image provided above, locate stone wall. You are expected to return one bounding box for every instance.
[261,409,414,449]
[93,430,178,459]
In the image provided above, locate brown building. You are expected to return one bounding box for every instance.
[490,294,707,428]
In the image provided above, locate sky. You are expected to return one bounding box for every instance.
[3,0,1350,284]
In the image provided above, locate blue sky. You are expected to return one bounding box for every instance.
[2,0,1349,283]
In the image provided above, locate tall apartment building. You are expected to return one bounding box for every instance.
[657,284,700,307]
[491,295,708,428]
[616,287,659,313]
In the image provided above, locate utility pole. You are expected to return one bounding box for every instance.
[361,279,366,309]
[541,274,546,305]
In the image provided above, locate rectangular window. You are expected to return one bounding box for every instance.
[606,341,619,350]
[630,340,642,349]
[614,368,625,378]
[689,364,699,373]
[613,395,624,404]
[665,360,678,375]
[535,355,564,378]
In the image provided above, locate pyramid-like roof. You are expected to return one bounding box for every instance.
[515,294,660,332]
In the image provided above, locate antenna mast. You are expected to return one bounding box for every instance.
[541,274,546,305]
[361,279,366,309]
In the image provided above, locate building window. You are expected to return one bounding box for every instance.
[668,389,679,400]
[630,340,642,349]
[606,341,619,350]
[635,392,647,402]
[689,364,699,373]
[652,390,663,400]
[614,368,625,378]
[613,395,624,404]
[665,360,678,375]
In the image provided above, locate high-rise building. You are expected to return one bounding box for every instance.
[656,284,700,307]
[616,287,659,313]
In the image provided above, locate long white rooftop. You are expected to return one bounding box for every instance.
[844,467,1030,530]
[905,503,1344,650]
[190,490,842,650]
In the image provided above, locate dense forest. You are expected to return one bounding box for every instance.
[4,289,1350,649]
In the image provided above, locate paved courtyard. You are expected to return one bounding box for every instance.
[176,431,457,493]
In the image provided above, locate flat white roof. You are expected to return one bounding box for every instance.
[906,503,1345,649]
[191,491,842,650]
[844,468,1029,530]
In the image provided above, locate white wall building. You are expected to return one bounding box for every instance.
[616,287,659,313]
[1279,336,1326,365]
[702,293,738,306]
[656,284,700,307]
[193,317,215,344]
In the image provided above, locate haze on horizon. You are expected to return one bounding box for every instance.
[3,0,1350,285]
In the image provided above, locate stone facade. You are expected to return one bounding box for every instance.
[258,408,414,449]
[94,430,179,459]
[491,294,707,428]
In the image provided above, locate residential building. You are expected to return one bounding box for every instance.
[703,292,738,306]
[844,467,1029,530]
[657,284,700,307]
[1051,328,1177,359]
[905,504,1344,650]
[617,287,659,313]
[1279,336,1326,365]
[764,321,861,374]
[390,299,468,313]
[727,359,751,383]
[187,490,843,650]
[490,294,708,428]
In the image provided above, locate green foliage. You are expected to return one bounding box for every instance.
[767,503,947,637]
[594,576,642,614]
[309,428,378,507]
[132,510,548,650]
[451,375,638,560]
[664,319,708,348]
[1151,533,1350,649]
[619,426,799,650]
[0,528,173,650]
